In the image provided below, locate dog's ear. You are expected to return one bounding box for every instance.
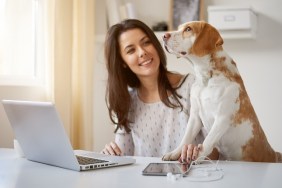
[190,23,223,57]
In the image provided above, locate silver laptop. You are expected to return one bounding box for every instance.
[2,100,135,171]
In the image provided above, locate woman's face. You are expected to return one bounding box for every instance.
[118,28,160,79]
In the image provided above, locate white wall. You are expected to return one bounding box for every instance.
[93,0,282,152]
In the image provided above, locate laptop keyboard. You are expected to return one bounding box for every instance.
[76,155,109,165]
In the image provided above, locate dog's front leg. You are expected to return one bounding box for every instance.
[198,83,240,158]
[199,119,229,158]
[162,105,203,161]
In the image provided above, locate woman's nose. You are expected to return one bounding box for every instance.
[138,47,147,58]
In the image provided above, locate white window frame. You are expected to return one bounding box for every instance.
[0,0,46,86]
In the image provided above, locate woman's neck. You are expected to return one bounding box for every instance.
[137,75,160,103]
[137,72,183,103]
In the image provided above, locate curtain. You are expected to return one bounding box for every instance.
[45,0,95,150]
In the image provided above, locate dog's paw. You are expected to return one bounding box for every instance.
[197,146,212,159]
[162,151,181,161]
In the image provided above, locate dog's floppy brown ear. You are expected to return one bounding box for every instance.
[190,23,223,57]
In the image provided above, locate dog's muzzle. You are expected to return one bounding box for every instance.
[162,33,187,57]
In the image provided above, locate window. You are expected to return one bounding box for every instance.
[0,0,45,85]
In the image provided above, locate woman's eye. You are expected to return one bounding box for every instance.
[185,27,192,32]
[126,49,135,54]
[143,40,151,46]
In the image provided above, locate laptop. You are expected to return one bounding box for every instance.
[2,100,136,171]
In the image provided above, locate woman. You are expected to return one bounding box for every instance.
[102,19,218,163]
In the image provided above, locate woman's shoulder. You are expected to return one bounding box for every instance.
[128,87,137,98]
[168,72,195,89]
[178,73,195,88]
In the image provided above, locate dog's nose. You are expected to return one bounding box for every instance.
[163,33,171,41]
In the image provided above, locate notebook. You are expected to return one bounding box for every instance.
[2,100,136,171]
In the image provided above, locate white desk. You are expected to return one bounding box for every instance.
[0,148,281,188]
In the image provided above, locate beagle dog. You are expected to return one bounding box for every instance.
[162,21,282,162]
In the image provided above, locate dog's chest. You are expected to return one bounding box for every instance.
[191,75,240,125]
[192,76,234,100]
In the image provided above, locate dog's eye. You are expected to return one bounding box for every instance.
[184,26,192,32]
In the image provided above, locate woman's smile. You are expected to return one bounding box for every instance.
[139,58,153,66]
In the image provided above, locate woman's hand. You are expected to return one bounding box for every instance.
[101,141,122,156]
[178,144,200,164]
[178,144,219,164]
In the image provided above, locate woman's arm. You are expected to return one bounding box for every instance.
[115,131,134,156]
[101,130,134,156]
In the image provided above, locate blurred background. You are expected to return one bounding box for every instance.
[1,0,282,153]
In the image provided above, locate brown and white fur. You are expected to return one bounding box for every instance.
[162,21,282,162]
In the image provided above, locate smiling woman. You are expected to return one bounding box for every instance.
[101,19,212,161]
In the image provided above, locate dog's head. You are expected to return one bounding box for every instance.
[163,21,223,57]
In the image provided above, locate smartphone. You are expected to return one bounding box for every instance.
[142,163,190,176]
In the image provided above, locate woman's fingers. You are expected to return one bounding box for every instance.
[179,144,219,164]
[105,143,115,155]
[192,145,199,161]
[101,148,110,155]
[101,141,121,156]
[197,144,203,151]
[186,144,194,163]
[180,144,188,163]
[179,144,196,164]
[110,141,121,156]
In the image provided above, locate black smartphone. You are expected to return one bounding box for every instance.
[142,163,190,176]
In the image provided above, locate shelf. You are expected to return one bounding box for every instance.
[208,6,257,39]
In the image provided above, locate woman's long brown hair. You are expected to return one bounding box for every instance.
[104,19,183,133]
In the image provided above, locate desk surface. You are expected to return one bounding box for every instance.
[0,148,282,188]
